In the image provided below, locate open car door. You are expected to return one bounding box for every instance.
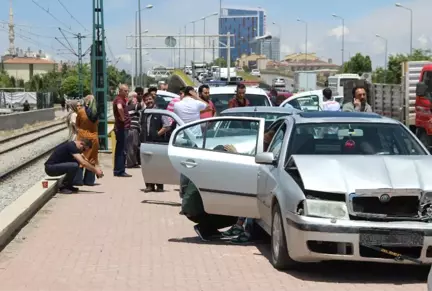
[168,116,265,218]
[140,109,183,185]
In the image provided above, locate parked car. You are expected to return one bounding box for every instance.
[279,90,343,111]
[250,69,261,77]
[272,78,286,88]
[210,86,272,114]
[140,110,432,269]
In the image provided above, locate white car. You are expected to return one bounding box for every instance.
[279,90,344,112]
[209,85,272,114]
[154,90,180,109]
[272,78,286,88]
[250,69,261,78]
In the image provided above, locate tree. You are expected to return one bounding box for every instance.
[384,48,432,84]
[342,53,372,75]
[61,75,80,97]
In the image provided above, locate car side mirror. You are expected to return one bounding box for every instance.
[416,82,428,97]
[255,152,276,165]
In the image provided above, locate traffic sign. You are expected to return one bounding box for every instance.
[165,36,177,47]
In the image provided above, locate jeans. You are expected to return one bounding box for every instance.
[45,162,79,188]
[114,128,128,175]
[238,217,254,234]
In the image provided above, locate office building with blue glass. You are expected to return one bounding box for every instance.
[219,7,266,62]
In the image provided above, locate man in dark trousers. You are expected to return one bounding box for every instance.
[23,100,30,111]
[45,139,104,194]
[113,84,132,177]
[141,93,171,192]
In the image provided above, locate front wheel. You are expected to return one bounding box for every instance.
[271,203,297,270]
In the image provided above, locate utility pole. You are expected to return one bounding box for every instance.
[212,39,215,63]
[178,28,181,68]
[92,0,108,150]
[184,25,187,67]
[55,29,89,98]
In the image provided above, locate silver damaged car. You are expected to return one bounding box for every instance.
[140,110,432,269]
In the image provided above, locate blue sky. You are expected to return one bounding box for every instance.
[0,0,429,71]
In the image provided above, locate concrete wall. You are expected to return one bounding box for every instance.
[0,108,56,131]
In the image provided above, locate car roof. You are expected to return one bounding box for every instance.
[156,90,179,98]
[290,111,400,124]
[210,86,267,95]
[221,106,301,115]
[292,89,323,97]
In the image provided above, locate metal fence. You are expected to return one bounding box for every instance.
[36,92,54,109]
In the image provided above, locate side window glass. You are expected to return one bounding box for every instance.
[267,124,286,160]
[287,99,301,110]
[173,119,260,156]
[140,112,176,144]
[294,96,319,112]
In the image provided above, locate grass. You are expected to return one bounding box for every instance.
[172,69,194,86]
[237,71,260,81]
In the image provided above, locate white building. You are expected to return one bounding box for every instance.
[2,57,57,82]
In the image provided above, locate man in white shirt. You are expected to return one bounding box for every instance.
[173,86,209,137]
[322,88,341,111]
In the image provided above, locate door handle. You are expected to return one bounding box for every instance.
[142,151,153,156]
[180,160,198,168]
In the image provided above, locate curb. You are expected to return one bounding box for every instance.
[0,176,62,250]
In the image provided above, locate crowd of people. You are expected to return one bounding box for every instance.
[43,81,373,243]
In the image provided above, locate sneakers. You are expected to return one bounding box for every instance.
[230,232,251,244]
[222,224,244,237]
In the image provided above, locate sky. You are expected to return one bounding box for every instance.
[0,0,430,73]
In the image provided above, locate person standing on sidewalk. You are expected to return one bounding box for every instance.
[141,93,171,192]
[45,139,104,194]
[113,84,132,177]
[126,91,142,168]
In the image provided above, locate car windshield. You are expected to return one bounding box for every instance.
[221,111,290,129]
[210,93,271,114]
[290,122,426,155]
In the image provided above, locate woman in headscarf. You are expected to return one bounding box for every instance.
[74,95,100,186]
[66,100,79,141]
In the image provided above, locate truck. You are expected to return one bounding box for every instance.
[293,71,317,92]
[327,73,361,96]
[343,61,432,148]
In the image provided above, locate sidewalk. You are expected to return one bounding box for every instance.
[0,154,427,291]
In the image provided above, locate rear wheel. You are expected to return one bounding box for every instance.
[271,203,297,269]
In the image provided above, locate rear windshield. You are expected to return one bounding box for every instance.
[210,93,271,114]
[290,123,426,155]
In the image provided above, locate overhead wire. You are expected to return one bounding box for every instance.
[56,0,88,32]
[31,0,72,31]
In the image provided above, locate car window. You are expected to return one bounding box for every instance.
[267,123,286,160]
[220,111,291,130]
[140,112,177,144]
[288,96,319,112]
[173,119,260,156]
[155,95,174,109]
[211,93,271,114]
[288,122,426,156]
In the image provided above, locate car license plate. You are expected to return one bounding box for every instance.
[359,229,424,246]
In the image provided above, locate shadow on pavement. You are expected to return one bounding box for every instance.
[76,190,105,194]
[255,243,428,284]
[168,236,252,246]
[141,200,181,207]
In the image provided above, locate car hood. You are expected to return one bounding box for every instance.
[291,155,432,194]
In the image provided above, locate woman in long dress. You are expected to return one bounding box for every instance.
[74,95,99,186]
[66,100,79,141]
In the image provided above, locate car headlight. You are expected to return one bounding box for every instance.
[304,200,349,220]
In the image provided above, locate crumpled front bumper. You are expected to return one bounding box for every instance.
[284,212,432,264]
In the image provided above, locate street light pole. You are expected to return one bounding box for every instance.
[184,25,187,67]
[200,12,218,65]
[376,34,388,83]
[297,19,308,68]
[332,14,345,65]
[138,3,153,87]
[395,3,413,55]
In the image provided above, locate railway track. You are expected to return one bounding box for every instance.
[0,123,68,156]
